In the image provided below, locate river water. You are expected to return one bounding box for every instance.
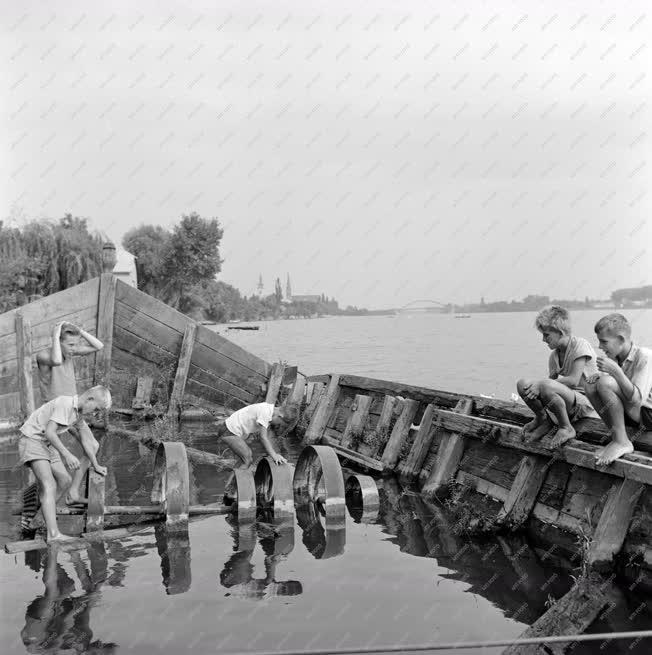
[1,309,651,654]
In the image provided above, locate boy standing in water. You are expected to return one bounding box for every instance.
[517,306,599,447]
[18,387,112,542]
[36,322,104,504]
[584,314,652,465]
[216,402,300,468]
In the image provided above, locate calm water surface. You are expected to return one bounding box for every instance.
[1,310,651,654]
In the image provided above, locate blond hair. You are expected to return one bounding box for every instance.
[594,313,631,339]
[276,402,300,432]
[83,385,112,409]
[534,305,571,336]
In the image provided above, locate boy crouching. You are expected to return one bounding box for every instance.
[18,386,112,542]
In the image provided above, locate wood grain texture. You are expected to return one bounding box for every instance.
[167,323,197,417]
[15,313,35,418]
[94,273,117,387]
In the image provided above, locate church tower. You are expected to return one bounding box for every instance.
[286,273,292,301]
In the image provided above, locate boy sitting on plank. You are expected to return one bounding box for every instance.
[216,402,300,468]
[37,321,104,505]
[517,306,599,448]
[18,387,112,542]
[584,313,652,465]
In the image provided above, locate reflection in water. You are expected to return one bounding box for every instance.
[155,523,192,595]
[219,511,302,599]
[296,501,346,560]
[21,544,118,654]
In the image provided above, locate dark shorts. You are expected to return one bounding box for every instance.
[625,406,652,431]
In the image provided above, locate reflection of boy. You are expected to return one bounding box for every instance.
[584,313,652,465]
[36,321,104,504]
[19,387,112,541]
[517,306,598,447]
[216,402,299,468]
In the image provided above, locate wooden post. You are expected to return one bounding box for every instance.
[496,454,550,528]
[86,470,106,532]
[265,362,286,404]
[94,273,116,387]
[381,399,419,471]
[421,398,473,497]
[132,376,154,410]
[340,394,373,449]
[588,478,645,568]
[15,312,35,418]
[303,375,341,445]
[359,395,397,458]
[397,403,437,479]
[167,323,197,417]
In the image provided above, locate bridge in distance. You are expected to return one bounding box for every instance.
[394,299,453,314]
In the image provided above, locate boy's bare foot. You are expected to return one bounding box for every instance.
[47,532,77,543]
[596,440,634,466]
[523,419,553,443]
[548,426,576,449]
[65,493,88,506]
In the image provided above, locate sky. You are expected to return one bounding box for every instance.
[2,0,650,309]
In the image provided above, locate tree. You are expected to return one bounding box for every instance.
[274,277,283,305]
[122,224,169,295]
[160,212,224,309]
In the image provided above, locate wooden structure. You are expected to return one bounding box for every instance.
[301,373,652,578]
[0,274,272,425]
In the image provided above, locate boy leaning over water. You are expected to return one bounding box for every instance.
[517,306,599,448]
[216,401,300,469]
[584,313,652,466]
[18,386,112,542]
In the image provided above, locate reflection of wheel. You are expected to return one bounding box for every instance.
[295,501,345,559]
[345,474,380,524]
[254,457,294,515]
[293,446,345,516]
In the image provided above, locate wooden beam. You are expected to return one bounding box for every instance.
[360,395,397,458]
[265,362,286,404]
[94,273,117,386]
[167,322,197,417]
[340,394,373,449]
[322,435,384,472]
[381,399,419,471]
[421,399,473,497]
[497,455,550,528]
[132,376,153,410]
[397,403,437,480]
[15,312,35,418]
[588,478,645,568]
[303,375,341,445]
[435,409,652,486]
[502,574,611,655]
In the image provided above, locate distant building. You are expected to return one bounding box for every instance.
[113,248,138,287]
[291,294,321,303]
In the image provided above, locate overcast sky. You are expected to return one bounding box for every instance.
[2,1,650,308]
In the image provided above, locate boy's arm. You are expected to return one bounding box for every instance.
[73,419,107,475]
[44,420,80,470]
[73,327,104,355]
[597,357,639,402]
[258,426,287,465]
[37,323,64,368]
[556,356,589,388]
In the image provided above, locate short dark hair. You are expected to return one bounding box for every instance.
[594,313,631,339]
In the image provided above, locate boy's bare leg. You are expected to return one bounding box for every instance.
[538,380,578,448]
[517,379,553,441]
[29,460,75,542]
[220,435,253,469]
[66,455,90,505]
[585,377,633,465]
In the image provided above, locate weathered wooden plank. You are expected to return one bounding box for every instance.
[381,399,419,471]
[435,410,652,486]
[322,435,384,472]
[0,392,21,417]
[340,394,373,449]
[15,313,35,418]
[397,403,437,479]
[304,382,324,422]
[265,362,286,404]
[359,395,398,458]
[167,323,197,417]
[497,455,550,528]
[502,575,611,655]
[421,399,474,496]
[588,478,645,567]
[288,373,306,406]
[304,375,341,445]
[94,273,116,386]
[132,377,153,409]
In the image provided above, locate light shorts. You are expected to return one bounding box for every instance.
[547,390,599,425]
[18,436,62,467]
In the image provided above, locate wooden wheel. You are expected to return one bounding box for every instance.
[293,445,345,514]
[345,474,380,524]
[254,457,295,515]
[223,468,257,521]
[150,442,190,529]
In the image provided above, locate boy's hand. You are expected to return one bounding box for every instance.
[271,453,288,466]
[523,381,540,400]
[93,464,108,476]
[64,452,81,470]
[596,356,619,376]
[586,373,601,385]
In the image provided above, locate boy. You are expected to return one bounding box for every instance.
[217,402,300,469]
[517,306,599,448]
[18,386,112,542]
[584,313,652,465]
[36,321,104,504]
